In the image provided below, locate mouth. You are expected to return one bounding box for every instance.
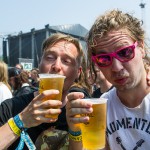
[114,77,128,85]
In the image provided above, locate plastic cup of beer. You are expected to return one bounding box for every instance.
[80,98,107,150]
[39,73,66,118]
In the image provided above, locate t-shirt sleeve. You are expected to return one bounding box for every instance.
[0,85,12,104]
[69,87,91,98]
[0,92,34,126]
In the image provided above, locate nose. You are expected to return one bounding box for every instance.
[51,58,62,72]
[111,58,124,72]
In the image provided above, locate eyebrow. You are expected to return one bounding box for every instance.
[95,43,131,55]
[44,50,77,60]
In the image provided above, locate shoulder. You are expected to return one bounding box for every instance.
[101,87,116,100]
[69,86,91,98]
[0,84,12,102]
[14,86,37,97]
[21,86,33,92]
[0,83,8,90]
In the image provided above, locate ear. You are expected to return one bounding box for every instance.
[139,41,145,58]
[77,66,82,78]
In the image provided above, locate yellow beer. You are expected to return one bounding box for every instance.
[39,74,65,118]
[80,98,107,150]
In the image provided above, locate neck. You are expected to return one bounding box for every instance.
[100,80,112,93]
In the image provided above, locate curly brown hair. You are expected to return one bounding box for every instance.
[86,9,149,83]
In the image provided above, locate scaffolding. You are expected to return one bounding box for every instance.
[139,0,146,27]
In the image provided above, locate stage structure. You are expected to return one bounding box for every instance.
[3,24,88,69]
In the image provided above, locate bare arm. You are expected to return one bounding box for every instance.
[68,139,83,150]
[0,90,62,149]
[0,123,19,149]
[68,135,110,150]
[66,92,92,150]
[66,92,111,150]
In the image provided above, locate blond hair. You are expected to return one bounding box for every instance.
[0,60,11,90]
[42,33,84,67]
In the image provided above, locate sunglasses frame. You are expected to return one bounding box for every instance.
[92,42,138,67]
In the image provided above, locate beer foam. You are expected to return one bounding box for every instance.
[83,98,107,104]
[39,74,66,79]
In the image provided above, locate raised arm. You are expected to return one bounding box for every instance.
[66,92,92,150]
[0,90,62,149]
[0,122,18,149]
[66,92,110,150]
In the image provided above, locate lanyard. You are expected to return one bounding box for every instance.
[14,115,36,150]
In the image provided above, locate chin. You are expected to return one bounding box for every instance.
[116,84,134,92]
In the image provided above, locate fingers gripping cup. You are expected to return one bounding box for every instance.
[80,98,107,150]
[39,74,66,118]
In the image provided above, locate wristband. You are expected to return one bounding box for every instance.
[69,133,82,142]
[13,115,26,130]
[68,129,81,136]
[13,115,36,150]
[8,118,21,136]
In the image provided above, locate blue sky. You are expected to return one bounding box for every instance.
[0,0,150,55]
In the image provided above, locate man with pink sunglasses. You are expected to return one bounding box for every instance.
[66,9,150,150]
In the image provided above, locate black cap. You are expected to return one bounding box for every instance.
[8,67,22,78]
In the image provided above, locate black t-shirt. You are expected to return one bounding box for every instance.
[13,86,38,97]
[92,88,103,98]
[69,86,91,98]
[0,92,68,150]
[92,86,114,98]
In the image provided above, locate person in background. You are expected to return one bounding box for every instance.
[13,70,35,97]
[69,53,91,98]
[30,68,40,88]
[0,60,12,104]
[15,63,23,70]
[143,55,150,73]
[92,65,112,98]
[92,65,101,91]
[8,67,22,95]
[0,33,84,150]
[66,9,150,150]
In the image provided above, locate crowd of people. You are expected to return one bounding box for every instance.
[0,8,150,150]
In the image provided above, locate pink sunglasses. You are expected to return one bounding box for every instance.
[92,42,138,67]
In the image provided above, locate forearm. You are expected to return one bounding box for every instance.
[0,123,19,149]
[68,139,83,150]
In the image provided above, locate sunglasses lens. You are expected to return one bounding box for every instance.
[96,55,111,67]
[92,43,136,67]
[117,46,134,61]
